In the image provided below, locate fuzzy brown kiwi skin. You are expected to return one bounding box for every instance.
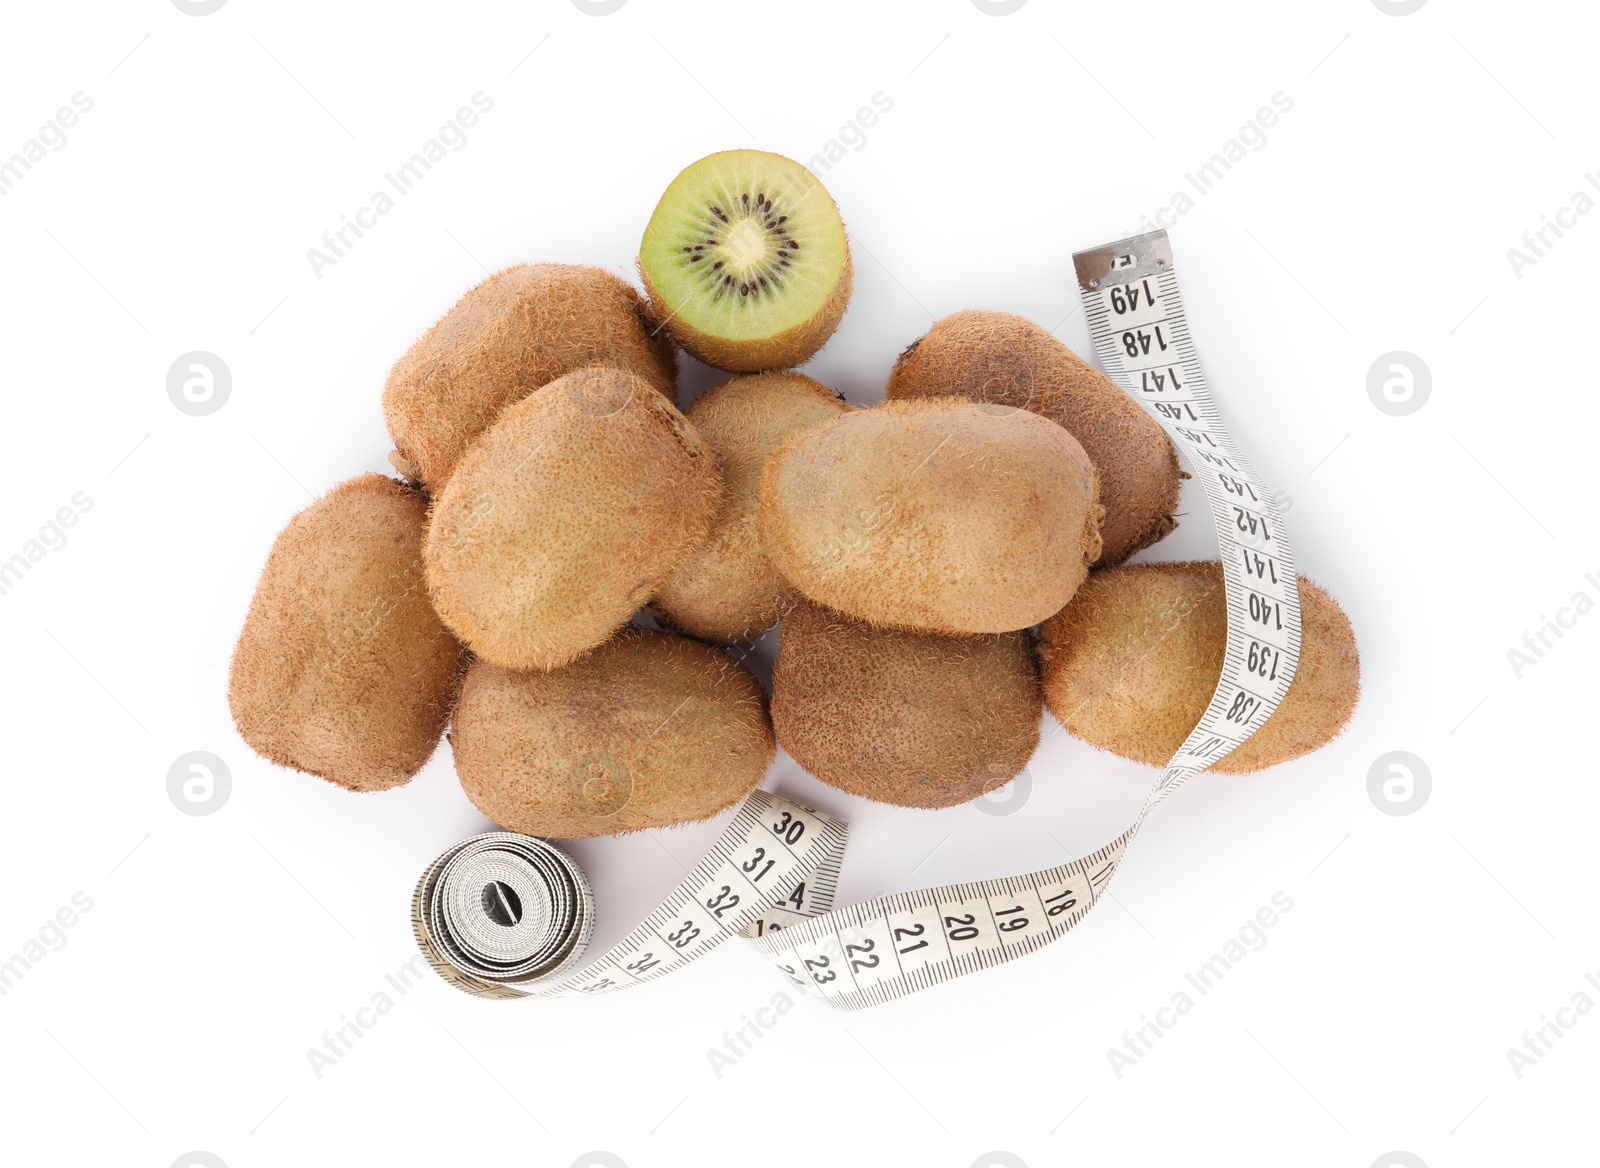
[639,252,853,373]
[758,397,1104,635]
[422,366,723,672]
[885,309,1182,565]
[228,473,468,792]
[1035,562,1360,773]
[383,263,678,493]
[450,627,775,838]
[648,371,852,643]
[772,599,1042,809]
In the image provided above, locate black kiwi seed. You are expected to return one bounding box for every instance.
[672,189,810,302]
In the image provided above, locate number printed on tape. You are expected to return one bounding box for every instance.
[936,897,1000,962]
[884,900,950,977]
[835,917,897,991]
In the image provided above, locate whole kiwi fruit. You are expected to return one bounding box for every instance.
[1036,561,1359,772]
[772,600,1041,808]
[228,474,467,792]
[383,263,677,492]
[638,149,852,372]
[759,397,1103,635]
[423,366,722,671]
[451,627,775,837]
[649,371,851,643]
[886,310,1182,564]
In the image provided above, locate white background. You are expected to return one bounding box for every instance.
[0,1,1594,1166]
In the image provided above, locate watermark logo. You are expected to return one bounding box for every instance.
[705,991,795,1078]
[0,491,93,599]
[565,370,636,417]
[569,750,634,817]
[1372,1156,1428,1168]
[571,0,627,12]
[168,751,232,816]
[972,766,1031,817]
[1126,92,1293,238]
[1107,892,1294,1077]
[307,93,494,279]
[0,891,93,997]
[172,0,228,13]
[571,1155,627,1168]
[1371,0,1427,14]
[1366,351,1429,416]
[1506,572,1599,679]
[306,956,428,1078]
[1505,970,1600,1079]
[0,92,94,198]
[971,0,1028,14]
[1507,176,1599,278]
[804,92,894,177]
[167,351,231,416]
[972,1155,1028,1168]
[171,1155,228,1168]
[1367,751,1430,816]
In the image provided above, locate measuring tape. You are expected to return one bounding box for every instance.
[413,789,850,999]
[413,229,1304,1009]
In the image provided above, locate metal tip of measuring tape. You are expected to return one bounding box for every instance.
[1072,228,1173,291]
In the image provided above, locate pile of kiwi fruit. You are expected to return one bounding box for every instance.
[230,148,1360,839]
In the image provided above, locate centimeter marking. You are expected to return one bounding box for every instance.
[414,230,1304,1011]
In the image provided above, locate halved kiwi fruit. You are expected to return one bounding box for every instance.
[639,150,852,372]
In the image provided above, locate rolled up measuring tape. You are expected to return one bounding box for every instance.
[413,230,1304,1009]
